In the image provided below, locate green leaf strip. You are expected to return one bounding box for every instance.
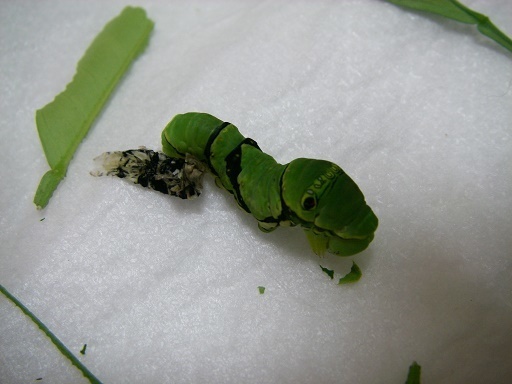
[387,0,512,53]
[34,6,154,209]
[0,284,102,384]
[337,262,362,285]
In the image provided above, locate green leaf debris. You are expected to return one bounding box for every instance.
[337,262,362,285]
[405,361,421,384]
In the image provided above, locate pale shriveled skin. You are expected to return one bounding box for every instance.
[91,148,205,199]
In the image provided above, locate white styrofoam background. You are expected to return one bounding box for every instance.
[1,1,511,383]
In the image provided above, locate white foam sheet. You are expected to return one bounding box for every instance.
[1,1,511,383]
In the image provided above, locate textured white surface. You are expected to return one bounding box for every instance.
[1,1,511,383]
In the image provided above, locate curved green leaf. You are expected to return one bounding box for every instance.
[337,262,362,285]
[387,0,512,54]
[34,6,154,209]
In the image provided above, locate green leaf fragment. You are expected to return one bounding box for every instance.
[0,284,102,384]
[258,286,265,294]
[34,6,154,209]
[387,0,476,23]
[337,262,362,285]
[319,265,334,279]
[405,361,421,384]
[387,0,512,54]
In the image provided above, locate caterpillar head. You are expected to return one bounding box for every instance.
[282,158,378,256]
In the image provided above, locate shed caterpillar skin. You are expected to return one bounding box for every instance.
[92,148,205,199]
[94,112,378,256]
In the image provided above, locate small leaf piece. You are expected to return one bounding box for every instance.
[319,265,334,279]
[405,361,421,384]
[258,286,266,294]
[337,262,362,285]
[34,7,154,209]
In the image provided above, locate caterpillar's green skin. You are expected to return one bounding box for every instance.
[162,112,378,256]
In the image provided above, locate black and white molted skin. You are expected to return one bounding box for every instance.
[91,148,205,199]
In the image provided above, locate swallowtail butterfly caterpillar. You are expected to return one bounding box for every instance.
[93,112,378,256]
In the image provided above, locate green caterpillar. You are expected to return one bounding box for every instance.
[93,112,378,256]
